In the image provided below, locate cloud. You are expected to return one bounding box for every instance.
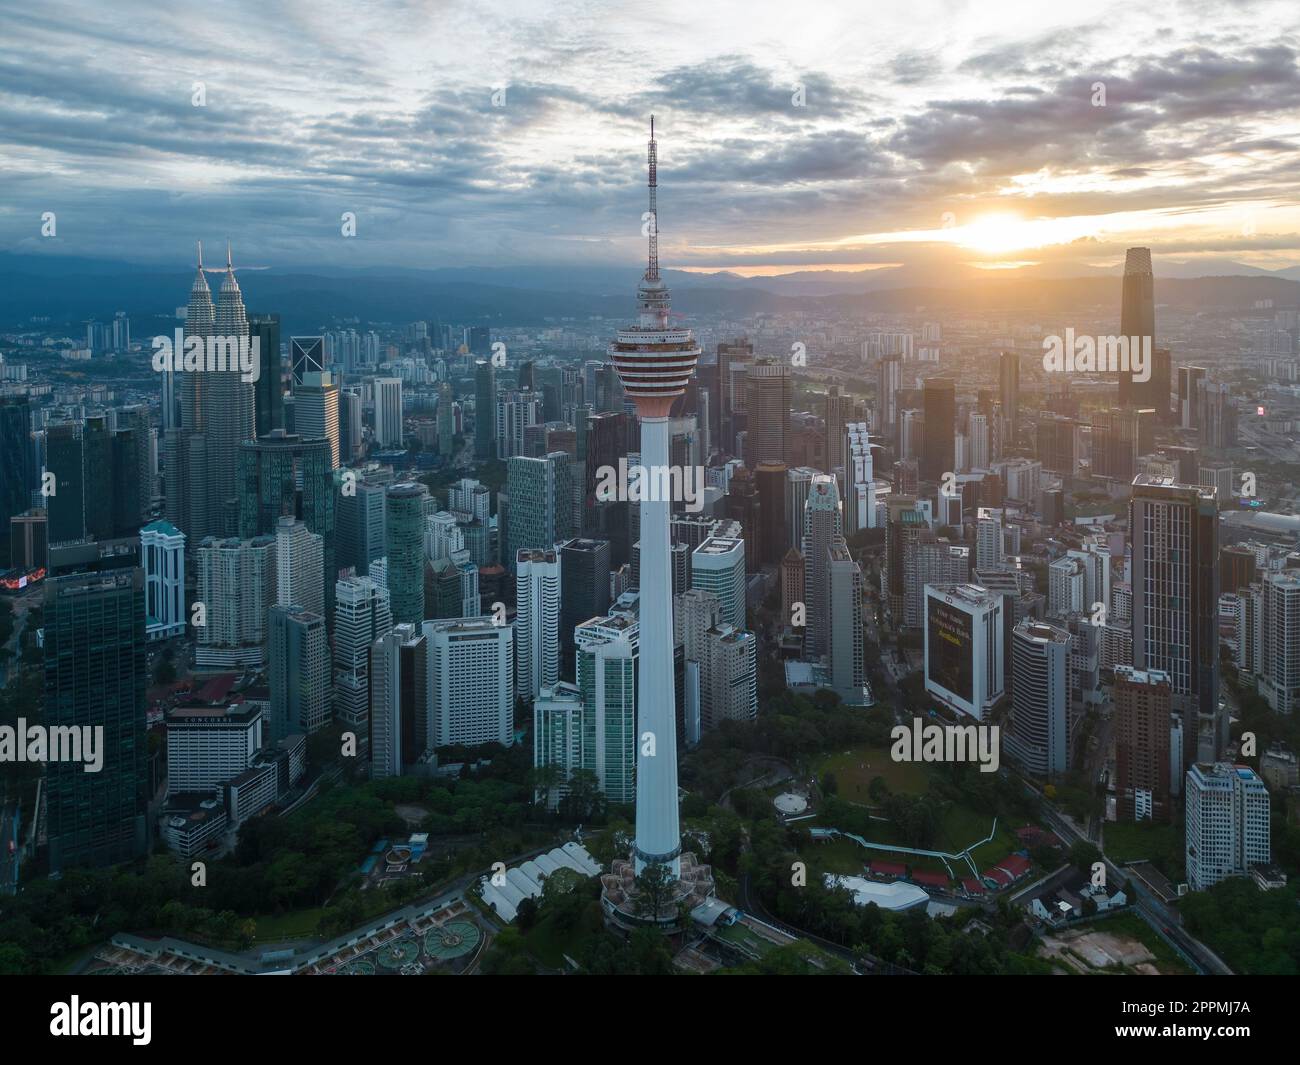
[0,0,1297,274]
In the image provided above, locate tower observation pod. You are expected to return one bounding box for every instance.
[600,118,715,931]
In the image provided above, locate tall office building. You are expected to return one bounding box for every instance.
[425,617,514,747]
[141,519,186,641]
[385,482,428,624]
[275,515,324,617]
[337,478,386,577]
[699,624,758,729]
[474,359,496,459]
[998,352,1020,447]
[691,535,746,631]
[516,548,561,702]
[1185,762,1270,892]
[975,508,1004,571]
[785,467,817,555]
[0,397,32,566]
[877,354,902,442]
[294,370,340,468]
[237,429,336,618]
[164,244,213,540]
[369,622,429,778]
[373,377,404,448]
[1117,247,1170,419]
[250,313,283,439]
[559,537,611,676]
[268,604,330,739]
[44,567,149,872]
[842,422,875,535]
[574,619,638,803]
[165,702,262,797]
[605,117,701,885]
[1004,619,1071,778]
[495,388,542,459]
[1048,556,1085,617]
[920,377,955,483]
[1130,475,1222,768]
[923,583,1004,721]
[44,422,85,544]
[824,385,851,472]
[801,474,842,658]
[532,683,584,807]
[1114,665,1173,822]
[189,244,256,539]
[826,540,867,705]
[437,381,455,456]
[717,338,754,455]
[195,535,276,668]
[505,452,572,574]
[1260,570,1300,715]
[753,460,788,564]
[1178,365,1206,429]
[338,388,363,463]
[744,358,790,467]
[334,574,392,731]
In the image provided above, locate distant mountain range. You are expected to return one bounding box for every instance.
[1,251,1296,334]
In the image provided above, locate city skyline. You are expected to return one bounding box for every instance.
[2,0,1300,996]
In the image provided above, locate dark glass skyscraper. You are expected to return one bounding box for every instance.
[920,377,955,483]
[238,430,336,620]
[474,359,496,460]
[250,313,283,438]
[385,482,429,624]
[0,398,33,565]
[998,351,1019,447]
[1129,475,1222,772]
[45,423,83,545]
[559,537,611,676]
[44,567,149,873]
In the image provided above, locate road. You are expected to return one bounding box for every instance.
[1031,789,1232,975]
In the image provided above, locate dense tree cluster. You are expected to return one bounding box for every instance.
[746,820,1048,975]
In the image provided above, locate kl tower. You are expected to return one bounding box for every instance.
[601,117,715,931]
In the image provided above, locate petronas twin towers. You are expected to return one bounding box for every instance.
[163,242,257,541]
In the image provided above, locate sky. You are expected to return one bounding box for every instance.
[2,0,1299,277]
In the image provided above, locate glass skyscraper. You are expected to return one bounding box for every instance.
[44,567,149,873]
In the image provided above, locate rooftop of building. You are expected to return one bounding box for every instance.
[167,699,261,725]
[925,582,999,608]
[695,536,743,556]
[1114,664,1172,686]
[1014,618,1073,644]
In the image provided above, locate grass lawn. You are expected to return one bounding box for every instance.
[253,908,326,941]
[1102,821,1186,882]
[819,746,929,800]
[812,742,1022,878]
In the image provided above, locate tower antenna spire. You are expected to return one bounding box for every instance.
[646,115,659,282]
[197,240,203,269]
